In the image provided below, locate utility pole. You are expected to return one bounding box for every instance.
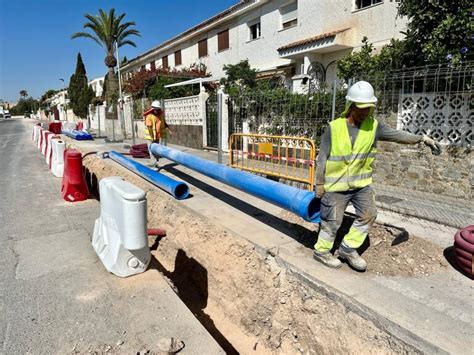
[217,86,224,164]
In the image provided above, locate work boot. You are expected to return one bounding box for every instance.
[313,251,342,269]
[338,245,367,271]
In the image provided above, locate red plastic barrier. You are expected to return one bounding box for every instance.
[61,149,89,202]
[48,122,62,134]
[77,122,84,131]
[454,225,474,279]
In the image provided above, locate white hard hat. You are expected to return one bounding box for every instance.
[151,100,162,109]
[345,81,377,108]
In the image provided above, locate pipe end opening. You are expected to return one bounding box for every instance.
[174,183,190,200]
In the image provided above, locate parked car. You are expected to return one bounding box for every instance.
[24,111,31,118]
[4,110,11,118]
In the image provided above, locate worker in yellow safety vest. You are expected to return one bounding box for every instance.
[144,100,171,168]
[313,81,441,271]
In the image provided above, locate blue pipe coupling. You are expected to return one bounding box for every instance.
[150,144,320,222]
[108,151,189,200]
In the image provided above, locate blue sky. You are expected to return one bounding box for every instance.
[0,0,238,102]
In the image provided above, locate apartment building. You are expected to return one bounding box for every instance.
[121,0,406,92]
[89,77,105,98]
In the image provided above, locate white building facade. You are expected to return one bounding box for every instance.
[121,0,406,92]
[89,76,105,97]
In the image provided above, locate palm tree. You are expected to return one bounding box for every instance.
[19,90,28,99]
[71,9,140,107]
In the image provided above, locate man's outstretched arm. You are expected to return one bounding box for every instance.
[377,123,441,155]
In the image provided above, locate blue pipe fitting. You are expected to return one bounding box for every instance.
[150,144,320,222]
[108,150,189,200]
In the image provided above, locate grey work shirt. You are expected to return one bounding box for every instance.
[315,119,422,185]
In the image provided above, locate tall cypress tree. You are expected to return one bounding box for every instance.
[68,53,95,119]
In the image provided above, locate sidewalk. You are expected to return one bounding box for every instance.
[67,134,473,354]
[373,183,473,229]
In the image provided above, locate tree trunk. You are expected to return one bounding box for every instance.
[104,66,123,140]
[104,63,127,140]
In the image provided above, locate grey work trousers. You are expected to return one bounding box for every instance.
[315,185,377,253]
[147,138,167,166]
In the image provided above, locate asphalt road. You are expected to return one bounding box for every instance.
[0,118,223,354]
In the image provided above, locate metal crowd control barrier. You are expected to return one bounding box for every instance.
[229,133,316,191]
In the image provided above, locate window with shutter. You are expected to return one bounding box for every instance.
[162,55,168,69]
[175,50,182,66]
[218,29,229,52]
[150,61,156,71]
[248,19,261,41]
[280,1,297,30]
[355,0,382,10]
[198,39,208,58]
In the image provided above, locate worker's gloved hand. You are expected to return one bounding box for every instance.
[422,135,442,155]
[315,184,325,198]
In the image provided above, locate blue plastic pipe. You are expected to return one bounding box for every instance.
[108,150,189,200]
[151,144,320,222]
[62,130,93,140]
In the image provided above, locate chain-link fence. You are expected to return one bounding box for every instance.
[227,84,346,146]
[122,62,473,148]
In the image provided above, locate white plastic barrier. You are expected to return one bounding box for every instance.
[46,135,59,167]
[50,139,66,177]
[62,121,77,132]
[36,127,43,149]
[92,177,150,277]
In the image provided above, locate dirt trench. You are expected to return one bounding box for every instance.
[81,155,429,354]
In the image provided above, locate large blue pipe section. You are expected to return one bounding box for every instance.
[151,144,320,222]
[108,150,190,200]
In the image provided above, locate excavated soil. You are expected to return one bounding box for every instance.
[279,211,448,277]
[81,154,427,354]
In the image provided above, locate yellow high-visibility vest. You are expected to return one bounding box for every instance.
[144,114,158,141]
[324,117,378,192]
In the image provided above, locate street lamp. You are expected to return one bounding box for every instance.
[59,78,68,121]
